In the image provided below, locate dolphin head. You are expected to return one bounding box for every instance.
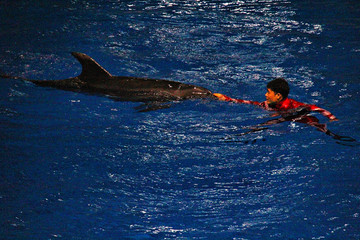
[176,85,215,100]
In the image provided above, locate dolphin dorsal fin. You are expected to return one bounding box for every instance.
[71,52,112,79]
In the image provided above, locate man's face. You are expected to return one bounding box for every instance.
[265,88,282,105]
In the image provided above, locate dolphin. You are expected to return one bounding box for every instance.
[1,52,215,110]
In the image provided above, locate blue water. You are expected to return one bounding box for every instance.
[1,0,359,239]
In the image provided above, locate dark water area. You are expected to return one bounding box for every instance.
[0,0,359,239]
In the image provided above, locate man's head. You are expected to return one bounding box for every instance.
[265,78,289,105]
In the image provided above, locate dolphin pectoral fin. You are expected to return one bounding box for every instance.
[71,52,112,79]
[134,102,173,112]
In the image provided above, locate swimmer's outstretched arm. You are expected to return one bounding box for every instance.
[213,93,262,106]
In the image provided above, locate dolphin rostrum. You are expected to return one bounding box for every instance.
[1,52,215,110]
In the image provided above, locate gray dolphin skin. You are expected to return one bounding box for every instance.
[1,52,215,105]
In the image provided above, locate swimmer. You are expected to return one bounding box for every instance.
[214,78,355,143]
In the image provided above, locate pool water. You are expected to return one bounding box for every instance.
[1,0,359,239]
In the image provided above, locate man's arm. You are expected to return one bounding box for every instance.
[284,98,338,121]
[213,93,262,106]
[306,104,338,121]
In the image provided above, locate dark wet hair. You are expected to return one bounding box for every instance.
[267,78,289,99]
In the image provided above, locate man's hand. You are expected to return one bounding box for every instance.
[213,93,227,101]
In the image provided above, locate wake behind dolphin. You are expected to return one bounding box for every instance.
[1,52,215,110]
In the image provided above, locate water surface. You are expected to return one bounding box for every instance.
[1,0,359,239]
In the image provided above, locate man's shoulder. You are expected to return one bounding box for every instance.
[286,98,306,108]
[275,98,306,110]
